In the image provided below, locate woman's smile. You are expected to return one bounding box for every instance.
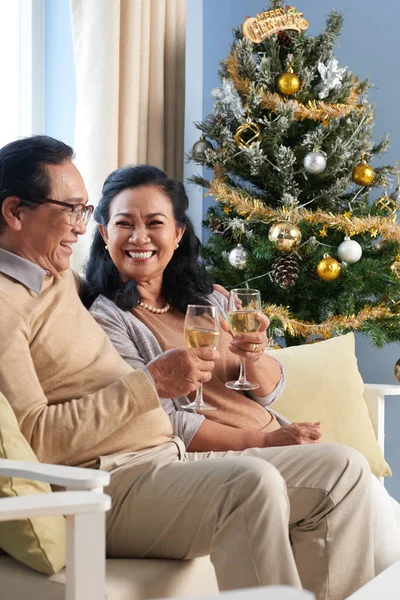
[124,249,156,261]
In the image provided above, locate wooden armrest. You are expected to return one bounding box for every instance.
[0,458,110,492]
[364,383,400,396]
[0,491,111,520]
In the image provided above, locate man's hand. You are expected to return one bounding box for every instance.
[264,422,322,446]
[147,348,220,399]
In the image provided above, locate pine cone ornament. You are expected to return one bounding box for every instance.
[272,254,300,288]
[208,216,225,234]
[277,30,293,48]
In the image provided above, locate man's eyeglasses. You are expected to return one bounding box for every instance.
[20,197,94,227]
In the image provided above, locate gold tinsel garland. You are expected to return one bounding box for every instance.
[210,180,400,241]
[225,53,363,123]
[264,303,395,340]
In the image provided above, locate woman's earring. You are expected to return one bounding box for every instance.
[104,245,108,250]
[175,243,179,250]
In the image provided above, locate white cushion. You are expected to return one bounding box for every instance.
[0,554,218,600]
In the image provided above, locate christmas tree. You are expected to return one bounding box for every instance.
[189,0,400,348]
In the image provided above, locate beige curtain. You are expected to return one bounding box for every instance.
[70,0,186,270]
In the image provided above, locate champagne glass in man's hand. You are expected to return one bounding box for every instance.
[182,305,220,411]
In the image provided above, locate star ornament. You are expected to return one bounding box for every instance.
[318,225,328,238]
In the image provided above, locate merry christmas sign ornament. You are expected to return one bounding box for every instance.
[242,7,309,44]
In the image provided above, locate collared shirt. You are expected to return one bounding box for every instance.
[0,248,47,294]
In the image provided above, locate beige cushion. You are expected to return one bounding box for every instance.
[0,393,66,574]
[0,555,218,600]
[267,333,391,478]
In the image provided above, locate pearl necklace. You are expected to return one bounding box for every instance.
[138,301,171,314]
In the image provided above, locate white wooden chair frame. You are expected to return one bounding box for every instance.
[0,459,111,600]
[363,383,399,484]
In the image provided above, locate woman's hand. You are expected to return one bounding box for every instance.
[214,283,281,395]
[213,283,229,299]
[264,422,322,446]
[220,313,270,363]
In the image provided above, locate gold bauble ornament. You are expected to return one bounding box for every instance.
[277,67,301,96]
[394,359,400,383]
[268,221,302,252]
[352,158,375,186]
[316,254,341,281]
[390,255,400,278]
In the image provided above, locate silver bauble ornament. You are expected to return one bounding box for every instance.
[228,243,248,270]
[192,135,213,160]
[337,236,362,264]
[303,150,327,174]
[390,187,400,204]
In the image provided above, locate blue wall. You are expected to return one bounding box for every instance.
[44,0,76,146]
[196,0,400,499]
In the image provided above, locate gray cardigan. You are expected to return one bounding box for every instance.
[90,291,289,448]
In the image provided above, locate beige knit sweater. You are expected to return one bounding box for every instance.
[0,269,173,467]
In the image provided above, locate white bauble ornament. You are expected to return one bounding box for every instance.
[303,150,327,174]
[337,236,362,264]
[228,243,248,269]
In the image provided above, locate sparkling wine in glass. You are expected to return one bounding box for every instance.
[182,304,220,411]
[225,288,261,391]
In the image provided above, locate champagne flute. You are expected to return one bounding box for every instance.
[183,304,220,411]
[225,288,261,391]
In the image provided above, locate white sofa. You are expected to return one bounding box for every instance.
[0,383,397,600]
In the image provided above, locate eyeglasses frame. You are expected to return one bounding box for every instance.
[19,197,94,226]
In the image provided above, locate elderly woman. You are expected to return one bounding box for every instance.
[84,164,321,450]
[85,164,400,575]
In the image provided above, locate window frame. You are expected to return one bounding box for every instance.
[18,0,45,137]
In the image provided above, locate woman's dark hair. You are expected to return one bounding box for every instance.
[84,164,213,312]
[0,135,74,229]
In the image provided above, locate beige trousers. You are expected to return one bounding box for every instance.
[102,440,374,600]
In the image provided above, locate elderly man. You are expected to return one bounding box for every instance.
[0,135,374,599]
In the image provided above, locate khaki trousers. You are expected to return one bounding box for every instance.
[102,440,374,600]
